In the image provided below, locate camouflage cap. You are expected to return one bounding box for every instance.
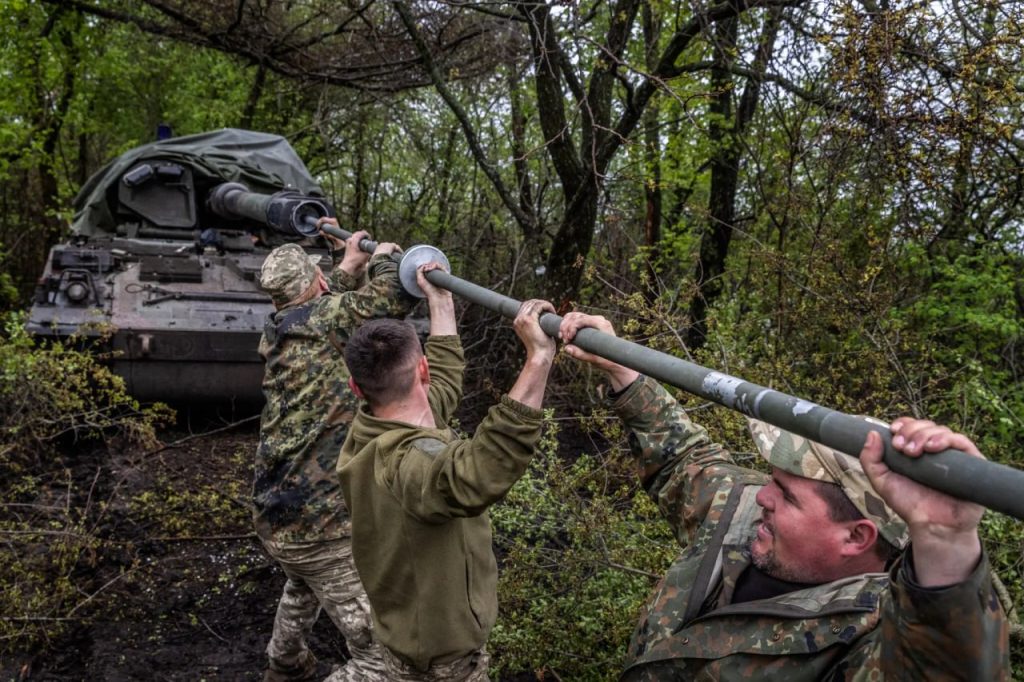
[259,244,321,307]
[747,419,909,549]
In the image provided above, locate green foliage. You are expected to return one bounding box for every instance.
[980,510,1024,672]
[489,410,676,680]
[0,504,103,649]
[0,250,19,308]
[981,513,1024,601]
[0,312,173,465]
[128,453,249,537]
[0,311,174,649]
[891,246,1024,460]
[128,485,239,537]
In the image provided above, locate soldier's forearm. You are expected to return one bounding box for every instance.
[508,355,553,410]
[428,294,457,336]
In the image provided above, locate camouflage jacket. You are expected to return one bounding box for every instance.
[612,375,1009,680]
[253,251,415,543]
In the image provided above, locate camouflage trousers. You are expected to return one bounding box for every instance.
[382,647,490,682]
[261,536,386,682]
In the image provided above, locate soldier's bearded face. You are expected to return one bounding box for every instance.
[750,468,850,584]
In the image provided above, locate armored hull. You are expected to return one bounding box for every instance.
[26,129,334,405]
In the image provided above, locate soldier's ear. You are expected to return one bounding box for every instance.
[349,376,365,399]
[841,519,879,558]
[418,355,430,385]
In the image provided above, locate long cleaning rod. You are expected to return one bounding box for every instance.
[314,218,1024,521]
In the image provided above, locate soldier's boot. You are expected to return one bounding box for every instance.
[263,649,318,682]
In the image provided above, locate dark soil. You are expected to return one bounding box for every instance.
[1,416,349,682]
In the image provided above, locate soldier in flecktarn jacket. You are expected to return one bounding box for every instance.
[253,220,414,682]
[559,311,1009,681]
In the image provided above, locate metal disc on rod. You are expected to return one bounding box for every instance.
[399,245,451,298]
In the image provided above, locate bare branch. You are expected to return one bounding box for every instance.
[392,0,536,231]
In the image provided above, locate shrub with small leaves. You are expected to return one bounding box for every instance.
[0,312,174,467]
[489,409,676,681]
[0,311,174,649]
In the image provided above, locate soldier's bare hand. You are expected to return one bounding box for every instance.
[418,263,456,335]
[339,230,372,275]
[373,242,402,258]
[316,217,347,251]
[860,418,984,586]
[559,312,613,364]
[560,311,638,390]
[861,419,985,535]
[416,262,451,302]
[514,299,556,363]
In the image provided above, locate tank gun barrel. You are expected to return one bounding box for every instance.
[208,182,334,237]
[302,222,1024,520]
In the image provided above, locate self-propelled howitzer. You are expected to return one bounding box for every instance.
[26,129,336,405]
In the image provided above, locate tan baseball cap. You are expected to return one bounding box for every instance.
[748,419,909,549]
[259,244,321,307]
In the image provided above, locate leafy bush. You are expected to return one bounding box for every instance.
[894,247,1024,464]
[127,451,249,538]
[0,312,173,466]
[0,249,18,311]
[0,312,174,649]
[489,409,676,680]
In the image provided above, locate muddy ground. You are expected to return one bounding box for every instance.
[1,415,360,682]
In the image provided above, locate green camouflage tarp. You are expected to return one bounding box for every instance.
[72,128,324,236]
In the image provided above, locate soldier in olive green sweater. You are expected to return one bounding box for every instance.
[338,263,556,681]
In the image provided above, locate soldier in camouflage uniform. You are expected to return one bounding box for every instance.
[255,220,415,682]
[559,312,1009,680]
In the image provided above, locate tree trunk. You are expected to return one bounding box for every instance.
[687,9,780,348]
[641,0,663,302]
[687,17,739,348]
[508,64,537,240]
[240,62,267,129]
[352,111,367,229]
[543,185,599,308]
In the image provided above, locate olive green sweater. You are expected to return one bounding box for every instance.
[337,335,544,671]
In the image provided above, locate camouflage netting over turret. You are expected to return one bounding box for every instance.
[73,128,324,237]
